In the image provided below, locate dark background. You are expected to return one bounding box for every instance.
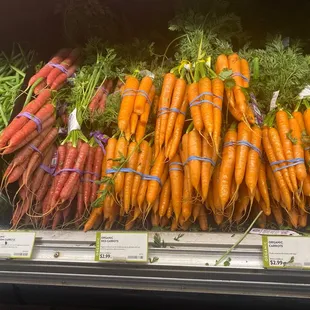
[0,0,310,58]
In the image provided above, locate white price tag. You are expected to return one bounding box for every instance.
[250,228,300,236]
[95,232,148,263]
[270,90,279,111]
[299,85,310,99]
[68,108,81,133]
[262,236,310,269]
[0,231,36,259]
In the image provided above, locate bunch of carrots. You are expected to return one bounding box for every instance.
[117,73,156,142]
[3,40,310,232]
[28,48,80,94]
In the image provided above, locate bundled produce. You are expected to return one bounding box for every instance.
[2,9,310,232]
[28,48,81,94]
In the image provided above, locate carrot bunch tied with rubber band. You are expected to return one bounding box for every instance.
[215,53,254,126]
[28,48,80,95]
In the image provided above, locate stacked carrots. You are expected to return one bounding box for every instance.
[3,42,310,232]
[118,74,155,142]
[28,48,81,94]
[216,53,254,126]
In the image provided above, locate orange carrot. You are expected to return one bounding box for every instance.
[188,129,201,192]
[114,136,129,194]
[245,125,262,202]
[146,149,165,206]
[219,123,237,208]
[262,126,291,210]
[158,73,177,148]
[180,133,193,221]
[257,162,271,216]
[212,163,221,213]
[268,127,293,192]
[235,121,252,188]
[215,54,229,75]
[276,110,298,191]
[198,207,208,231]
[303,174,310,196]
[201,130,213,202]
[158,177,171,218]
[118,76,139,132]
[137,146,152,209]
[212,78,224,153]
[228,53,247,114]
[130,112,139,135]
[165,88,188,160]
[289,117,307,182]
[134,76,153,115]
[199,77,213,138]
[124,141,139,213]
[240,58,250,88]
[131,140,149,206]
[271,203,283,226]
[192,203,202,222]
[169,153,183,223]
[233,182,250,223]
[266,165,281,203]
[165,78,187,146]
[188,82,203,132]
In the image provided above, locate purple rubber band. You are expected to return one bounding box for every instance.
[101,86,109,95]
[16,112,42,132]
[48,62,68,75]
[40,163,56,175]
[54,168,84,176]
[90,131,109,155]
[84,171,100,178]
[29,144,42,156]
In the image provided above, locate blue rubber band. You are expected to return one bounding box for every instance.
[169,167,183,172]
[141,174,162,186]
[270,158,305,173]
[121,88,151,105]
[184,155,215,167]
[106,168,162,186]
[236,140,262,157]
[233,72,249,83]
[223,141,236,148]
[106,168,143,178]
[169,161,183,166]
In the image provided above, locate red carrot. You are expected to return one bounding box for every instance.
[47,48,81,86]
[51,145,78,207]
[0,89,51,149]
[90,146,104,203]
[31,145,55,193]
[83,146,96,208]
[10,126,50,168]
[50,61,79,90]
[7,103,55,149]
[59,142,89,202]
[35,173,52,202]
[2,116,56,155]
[28,48,72,86]
[98,80,113,112]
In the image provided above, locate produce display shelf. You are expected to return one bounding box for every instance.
[1,230,310,299]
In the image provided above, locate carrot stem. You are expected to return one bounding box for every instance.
[214,210,263,266]
[24,77,43,106]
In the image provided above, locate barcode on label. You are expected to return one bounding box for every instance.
[128,255,143,259]
[13,252,28,256]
